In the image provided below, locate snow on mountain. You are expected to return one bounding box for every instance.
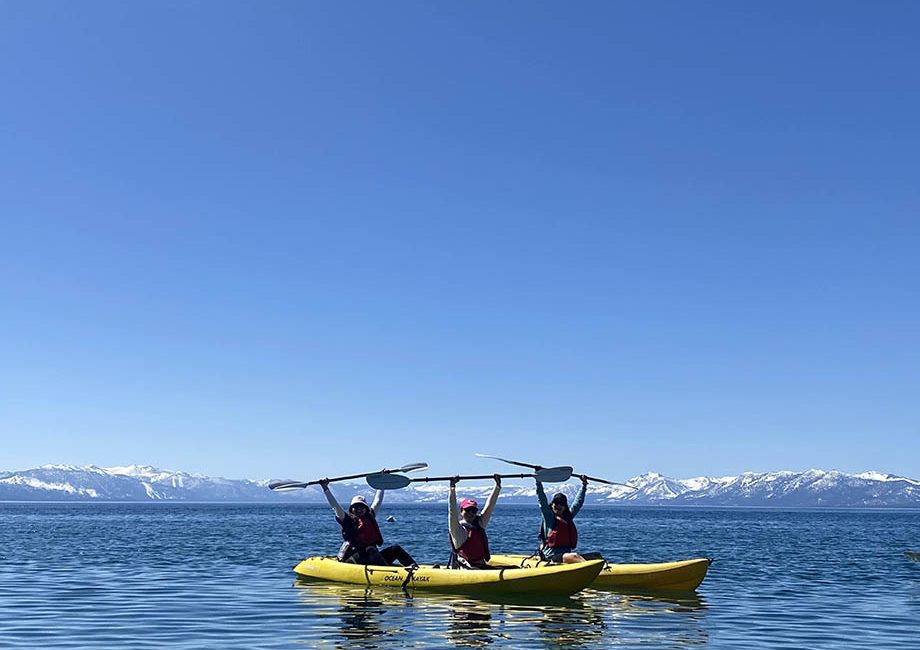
[601,468,920,507]
[0,464,918,506]
[0,464,269,501]
[854,471,920,485]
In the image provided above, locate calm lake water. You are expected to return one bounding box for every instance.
[0,503,918,648]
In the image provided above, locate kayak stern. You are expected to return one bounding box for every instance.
[488,554,712,591]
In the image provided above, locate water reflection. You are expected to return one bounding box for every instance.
[336,590,386,645]
[446,599,494,647]
[294,581,411,648]
[292,580,710,648]
[611,589,708,612]
[524,597,608,648]
[592,589,709,646]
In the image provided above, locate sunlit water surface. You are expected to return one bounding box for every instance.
[1,503,918,648]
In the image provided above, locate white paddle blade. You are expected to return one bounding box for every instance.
[366,472,412,490]
[398,462,428,473]
[534,466,573,483]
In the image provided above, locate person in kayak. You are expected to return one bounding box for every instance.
[535,474,589,564]
[319,478,417,567]
[448,474,501,569]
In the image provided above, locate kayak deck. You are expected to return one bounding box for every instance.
[488,554,712,591]
[293,556,605,597]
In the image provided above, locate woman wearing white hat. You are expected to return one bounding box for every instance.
[320,479,417,567]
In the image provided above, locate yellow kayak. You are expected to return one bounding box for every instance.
[488,554,712,591]
[292,556,605,597]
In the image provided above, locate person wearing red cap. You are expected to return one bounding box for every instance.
[319,478,417,568]
[448,474,502,569]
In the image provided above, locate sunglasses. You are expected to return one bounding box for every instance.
[462,507,479,514]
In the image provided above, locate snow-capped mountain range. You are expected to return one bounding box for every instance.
[1,464,919,507]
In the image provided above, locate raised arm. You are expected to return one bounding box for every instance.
[320,480,346,521]
[570,475,588,517]
[448,479,464,549]
[534,480,556,532]
[370,489,384,515]
[478,475,502,527]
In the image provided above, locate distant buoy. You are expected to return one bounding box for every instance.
[386,515,396,522]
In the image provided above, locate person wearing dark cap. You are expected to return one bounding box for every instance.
[535,474,589,563]
[448,474,502,568]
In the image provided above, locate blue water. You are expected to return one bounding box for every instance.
[1,503,918,648]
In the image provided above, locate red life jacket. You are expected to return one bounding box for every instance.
[546,515,578,549]
[343,512,384,548]
[457,519,490,563]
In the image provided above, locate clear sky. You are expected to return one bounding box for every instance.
[1,1,918,482]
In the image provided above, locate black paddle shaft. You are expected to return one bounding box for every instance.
[411,473,531,483]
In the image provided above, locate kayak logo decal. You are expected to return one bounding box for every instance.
[384,574,430,583]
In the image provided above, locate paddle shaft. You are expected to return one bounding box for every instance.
[270,463,427,490]
[410,473,532,483]
[269,472,376,490]
[305,471,380,486]
[475,453,540,470]
[476,453,637,490]
[581,474,638,490]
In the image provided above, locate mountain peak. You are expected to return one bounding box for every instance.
[103,464,167,477]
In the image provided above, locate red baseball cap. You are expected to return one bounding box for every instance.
[460,498,479,510]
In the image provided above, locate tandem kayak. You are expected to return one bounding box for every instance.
[488,554,712,591]
[292,556,605,597]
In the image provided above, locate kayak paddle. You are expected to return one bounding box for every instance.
[269,462,428,491]
[366,466,573,490]
[476,452,638,491]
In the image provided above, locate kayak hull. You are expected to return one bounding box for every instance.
[488,554,711,591]
[292,556,605,597]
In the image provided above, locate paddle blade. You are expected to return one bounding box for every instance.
[367,472,412,490]
[397,462,428,473]
[534,466,573,483]
[268,480,309,491]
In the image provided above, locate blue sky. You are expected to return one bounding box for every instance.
[1,1,918,481]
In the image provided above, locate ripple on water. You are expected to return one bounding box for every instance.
[1,504,919,648]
